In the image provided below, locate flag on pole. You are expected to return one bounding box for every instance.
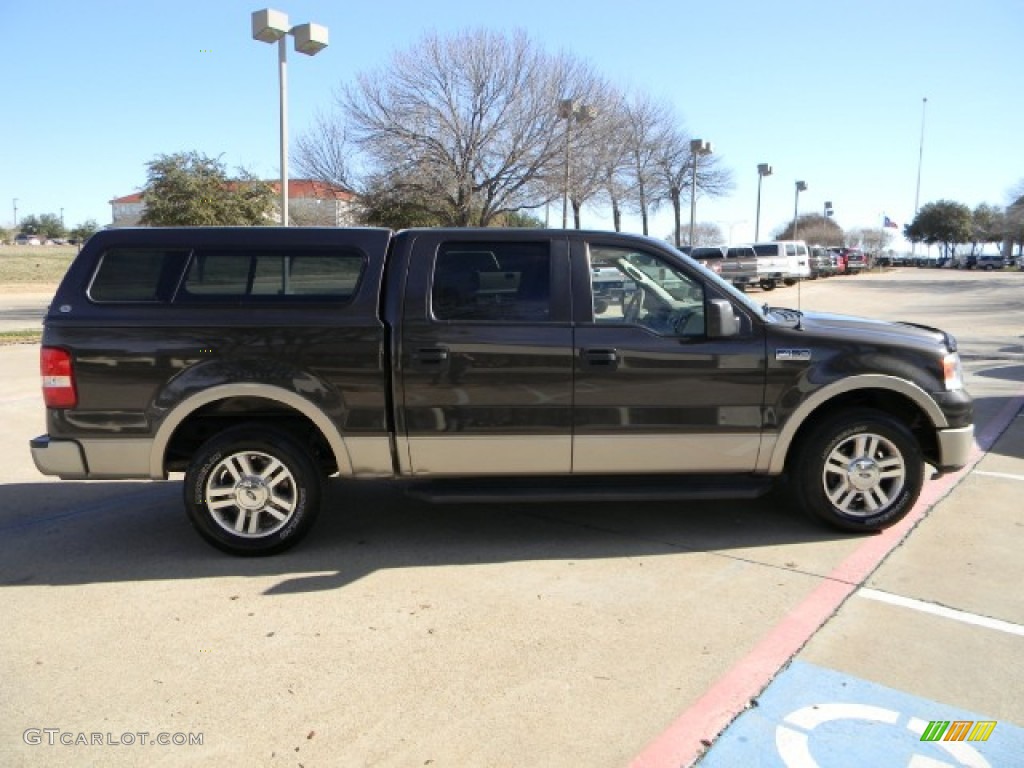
[884,215,899,229]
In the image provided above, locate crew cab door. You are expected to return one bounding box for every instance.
[571,239,767,473]
[397,232,573,475]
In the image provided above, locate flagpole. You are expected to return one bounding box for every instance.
[911,97,927,259]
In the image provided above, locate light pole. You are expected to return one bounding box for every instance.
[12,198,17,229]
[688,139,713,247]
[822,200,833,243]
[252,9,328,226]
[755,163,772,241]
[912,96,928,259]
[558,99,594,229]
[792,180,807,239]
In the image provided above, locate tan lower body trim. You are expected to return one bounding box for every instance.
[573,433,762,473]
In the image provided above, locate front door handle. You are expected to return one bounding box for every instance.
[582,348,619,369]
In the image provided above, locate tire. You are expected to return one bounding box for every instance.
[760,279,776,291]
[791,409,923,532]
[184,425,322,556]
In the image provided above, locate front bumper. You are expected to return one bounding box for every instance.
[936,425,975,470]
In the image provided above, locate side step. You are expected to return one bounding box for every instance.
[403,475,774,505]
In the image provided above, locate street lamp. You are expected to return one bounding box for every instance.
[12,198,17,228]
[557,99,594,229]
[755,163,772,241]
[823,200,833,242]
[688,139,713,247]
[252,8,328,226]
[792,180,807,239]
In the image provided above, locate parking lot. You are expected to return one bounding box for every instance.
[1,268,1022,767]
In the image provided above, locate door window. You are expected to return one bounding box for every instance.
[589,246,705,337]
[431,242,551,322]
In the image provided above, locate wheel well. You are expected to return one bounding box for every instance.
[783,388,939,471]
[163,396,337,475]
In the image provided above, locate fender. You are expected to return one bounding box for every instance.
[762,374,947,474]
[149,383,354,479]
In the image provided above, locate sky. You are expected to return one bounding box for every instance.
[3,0,1022,249]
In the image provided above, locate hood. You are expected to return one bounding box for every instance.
[790,310,953,350]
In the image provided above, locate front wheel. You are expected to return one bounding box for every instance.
[760,279,776,291]
[184,425,322,556]
[791,410,923,532]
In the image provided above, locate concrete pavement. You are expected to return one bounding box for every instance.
[1,269,1021,767]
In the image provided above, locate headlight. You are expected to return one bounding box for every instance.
[943,352,964,391]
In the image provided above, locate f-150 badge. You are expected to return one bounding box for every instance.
[775,349,812,361]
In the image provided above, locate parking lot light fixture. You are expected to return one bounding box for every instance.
[251,9,329,226]
[755,164,772,241]
[689,139,713,247]
[793,180,807,239]
[558,100,594,229]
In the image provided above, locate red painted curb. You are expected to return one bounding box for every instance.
[630,388,1024,768]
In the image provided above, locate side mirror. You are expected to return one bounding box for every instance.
[707,298,740,338]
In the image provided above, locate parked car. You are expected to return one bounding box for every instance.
[749,241,811,286]
[829,247,867,275]
[975,254,1006,271]
[808,246,837,278]
[14,234,42,246]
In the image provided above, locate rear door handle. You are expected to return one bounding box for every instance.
[413,347,449,367]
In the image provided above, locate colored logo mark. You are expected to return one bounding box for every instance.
[920,720,997,742]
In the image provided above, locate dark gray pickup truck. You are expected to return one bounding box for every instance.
[31,227,973,555]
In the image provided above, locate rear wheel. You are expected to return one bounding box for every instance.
[791,410,923,532]
[760,279,776,291]
[184,425,322,556]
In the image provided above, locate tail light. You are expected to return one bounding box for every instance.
[41,347,78,408]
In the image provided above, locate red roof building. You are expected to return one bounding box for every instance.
[109,180,357,227]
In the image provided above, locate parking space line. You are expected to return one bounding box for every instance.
[858,588,1024,637]
[974,470,1024,482]
[630,387,1024,768]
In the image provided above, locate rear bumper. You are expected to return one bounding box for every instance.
[936,425,975,470]
[30,435,156,479]
[30,435,88,479]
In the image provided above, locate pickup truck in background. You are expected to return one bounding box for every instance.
[689,246,759,291]
[31,227,973,555]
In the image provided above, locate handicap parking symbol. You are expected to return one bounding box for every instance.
[698,661,1023,768]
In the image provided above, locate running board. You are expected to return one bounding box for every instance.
[403,475,774,505]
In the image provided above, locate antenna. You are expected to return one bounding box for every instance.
[796,269,803,330]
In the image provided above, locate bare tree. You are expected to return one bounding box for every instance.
[652,125,734,247]
[775,214,844,246]
[672,221,724,247]
[295,113,354,190]
[337,29,599,227]
[619,92,672,236]
[854,227,894,256]
[561,81,627,229]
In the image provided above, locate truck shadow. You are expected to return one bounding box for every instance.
[0,477,847,593]
[3,391,1020,594]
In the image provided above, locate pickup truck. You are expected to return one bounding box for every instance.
[31,227,974,555]
[688,246,759,291]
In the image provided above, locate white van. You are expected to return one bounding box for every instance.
[749,241,811,286]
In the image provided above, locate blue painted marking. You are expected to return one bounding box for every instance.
[698,660,1024,767]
